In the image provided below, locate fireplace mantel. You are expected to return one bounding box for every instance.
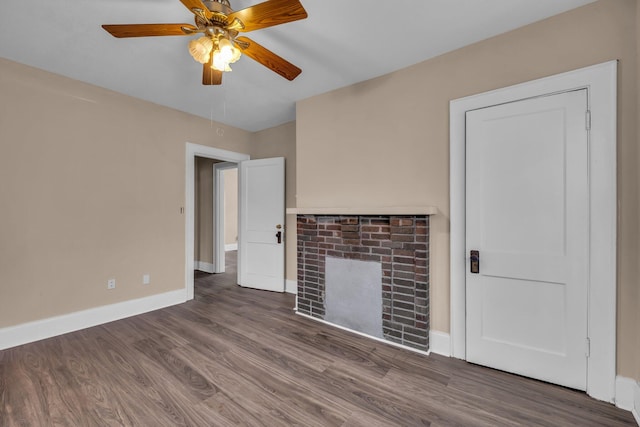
[286,206,437,215]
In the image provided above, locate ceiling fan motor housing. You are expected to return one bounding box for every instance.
[204,0,232,15]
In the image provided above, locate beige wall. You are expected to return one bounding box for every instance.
[296,0,639,378]
[250,121,297,281]
[223,168,238,246]
[0,58,252,328]
[194,157,217,265]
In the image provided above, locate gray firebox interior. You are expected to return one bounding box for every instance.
[324,256,383,338]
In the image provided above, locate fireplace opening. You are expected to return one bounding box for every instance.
[325,257,383,338]
[296,214,430,352]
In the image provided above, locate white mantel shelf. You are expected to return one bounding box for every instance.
[286,207,438,216]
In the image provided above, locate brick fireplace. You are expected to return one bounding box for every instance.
[292,209,433,352]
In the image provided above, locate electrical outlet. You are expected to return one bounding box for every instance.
[143,274,150,285]
[107,279,116,290]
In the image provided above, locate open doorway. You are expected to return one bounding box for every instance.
[185,143,286,300]
[213,162,238,274]
[194,159,238,292]
[185,143,249,300]
[194,161,238,295]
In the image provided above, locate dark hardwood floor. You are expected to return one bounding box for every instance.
[1,251,635,426]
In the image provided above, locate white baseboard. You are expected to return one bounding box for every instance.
[295,311,430,357]
[429,330,451,357]
[0,289,186,351]
[194,261,215,273]
[634,380,640,425]
[615,375,638,413]
[225,243,238,251]
[285,279,297,295]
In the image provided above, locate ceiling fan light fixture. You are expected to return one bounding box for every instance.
[212,53,231,72]
[188,36,214,64]
[220,37,241,62]
[211,37,241,72]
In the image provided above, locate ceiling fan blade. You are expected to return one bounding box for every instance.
[180,0,214,21]
[228,0,307,32]
[236,36,301,81]
[102,24,197,38]
[203,57,223,85]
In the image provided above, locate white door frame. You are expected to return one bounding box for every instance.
[449,61,617,402]
[213,162,238,274]
[185,143,249,300]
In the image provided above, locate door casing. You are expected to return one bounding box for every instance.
[185,143,249,300]
[449,61,617,402]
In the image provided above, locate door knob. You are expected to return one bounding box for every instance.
[276,230,282,244]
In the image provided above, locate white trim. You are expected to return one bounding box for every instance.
[285,279,297,295]
[449,61,617,402]
[0,289,186,350]
[194,261,215,274]
[286,206,438,215]
[615,376,637,411]
[225,243,238,251]
[429,330,451,357]
[186,143,249,300]
[295,311,430,357]
[214,162,238,274]
[634,381,640,426]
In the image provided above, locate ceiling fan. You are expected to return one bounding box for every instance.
[102,0,307,85]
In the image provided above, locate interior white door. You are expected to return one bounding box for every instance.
[465,89,589,390]
[238,157,285,292]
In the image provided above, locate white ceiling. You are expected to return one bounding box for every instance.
[0,0,595,132]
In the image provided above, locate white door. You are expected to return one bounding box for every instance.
[465,89,589,390]
[238,157,285,292]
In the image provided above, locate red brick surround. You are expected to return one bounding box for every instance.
[296,215,429,351]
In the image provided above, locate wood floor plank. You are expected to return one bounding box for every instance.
[168,302,336,374]
[203,391,269,427]
[70,325,236,426]
[446,367,633,426]
[133,338,218,401]
[179,343,348,427]
[383,366,539,426]
[341,409,406,427]
[185,300,341,372]
[102,312,190,350]
[0,251,635,426]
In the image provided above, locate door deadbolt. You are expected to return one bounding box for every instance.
[470,250,480,274]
